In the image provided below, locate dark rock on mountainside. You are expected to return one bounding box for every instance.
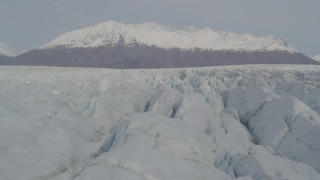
[1,45,319,68]
[0,55,12,61]
[1,21,318,68]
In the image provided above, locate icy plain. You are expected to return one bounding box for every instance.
[0,65,320,180]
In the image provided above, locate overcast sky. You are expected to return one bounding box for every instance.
[0,0,319,56]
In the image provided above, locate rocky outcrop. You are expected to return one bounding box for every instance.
[2,45,318,68]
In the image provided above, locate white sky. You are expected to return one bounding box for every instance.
[0,0,319,56]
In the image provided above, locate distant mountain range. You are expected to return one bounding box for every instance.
[1,21,319,68]
[40,21,297,52]
[0,42,24,60]
[313,55,320,62]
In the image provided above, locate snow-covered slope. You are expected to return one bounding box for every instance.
[10,21,314,68]
[313,55,320,62]
[41,21,297,52]
[0,42,23,57]
[1,65,320,180]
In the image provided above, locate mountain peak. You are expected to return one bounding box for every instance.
[313,55,320,62]
[40,20,297,52]
[0,42,24,57]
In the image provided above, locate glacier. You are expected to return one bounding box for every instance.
[0,65,320,180]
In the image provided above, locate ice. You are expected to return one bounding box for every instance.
[75,112,231,180]
[147,85,182,118]
[0,65,320,180]
[219,146,320,180]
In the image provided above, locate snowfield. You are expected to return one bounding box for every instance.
[1,65,320,180]
[41,21,297,53]
[313,55,320,62]
[0,42,23,57]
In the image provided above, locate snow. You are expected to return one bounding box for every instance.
[313,55,320,62]
[41,21,297,52]
[0,42,24,57]
[1,65,320,180]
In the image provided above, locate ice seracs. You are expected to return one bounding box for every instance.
[0,42,23,57]
[41,20,297,52]
[1,65,320,180]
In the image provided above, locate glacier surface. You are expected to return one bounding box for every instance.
[0,65,320,180]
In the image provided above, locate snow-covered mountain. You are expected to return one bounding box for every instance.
[0,42,23,57]
[313,55,320,62]
[3,21,318,68]
[41,21,297,52]
[1,65,320,179]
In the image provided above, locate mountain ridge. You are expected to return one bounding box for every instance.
[41,21,297,52]
[0,42,24,57]
[2,21,318,68]
[7,46,318,68]
[313,55,320,62]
